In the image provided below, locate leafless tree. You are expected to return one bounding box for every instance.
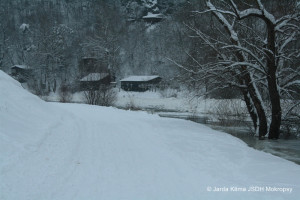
[176,0,299,139]
[59,82,72,103]
[84,85,117,107]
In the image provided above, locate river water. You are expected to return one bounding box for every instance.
[157,112,300,165]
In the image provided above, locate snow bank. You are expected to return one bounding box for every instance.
[0,70,59,154]
[1,70,300,200]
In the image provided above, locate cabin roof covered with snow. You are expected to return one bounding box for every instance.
[11,65,29,69]
[120,75,160,82]
[142,12,164,19]
[19,23,29,31]
[82,57,98,60]
[80,73,109,82]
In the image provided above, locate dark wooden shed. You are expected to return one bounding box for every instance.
[120,75,162,92]
[142,13,165,23]
[78,57,108,77]
[79,73,111,91]
[10,65,32,83]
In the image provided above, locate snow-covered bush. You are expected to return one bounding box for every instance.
[210,99,248,127]
[125,93,140,110]
[281,100,300,138]
[59,83,72,103]
[84,85,117,106]
[159,88,178,98]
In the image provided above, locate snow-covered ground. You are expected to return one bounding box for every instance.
[1,70,300,200]
[44,88,245,114]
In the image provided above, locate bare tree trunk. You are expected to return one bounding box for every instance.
[267,68,281,139]
[266,23,281,139]
[242,90,258,131]
[241,71,268,137]
[247,82,268,138]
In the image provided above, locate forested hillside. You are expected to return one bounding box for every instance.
[0,0,187,93]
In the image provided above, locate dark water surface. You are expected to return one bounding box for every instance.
[208,125,300,165]
[158,112,300,165]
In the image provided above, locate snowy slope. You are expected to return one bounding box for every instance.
[1,70,300,200]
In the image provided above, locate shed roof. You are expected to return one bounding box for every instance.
[120,75,160,82]
[11,65,28,69]
[80,73,109,81]
[142,12,164,19]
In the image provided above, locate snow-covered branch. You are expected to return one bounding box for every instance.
[222,45,266,73]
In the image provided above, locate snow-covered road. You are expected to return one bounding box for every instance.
[1,70,300,200]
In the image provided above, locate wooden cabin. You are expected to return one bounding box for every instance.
[78,57,108,77]
[79,73,111,91]
[10,65,32,83]
[120,75,162,92]
[142,12,165,23]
